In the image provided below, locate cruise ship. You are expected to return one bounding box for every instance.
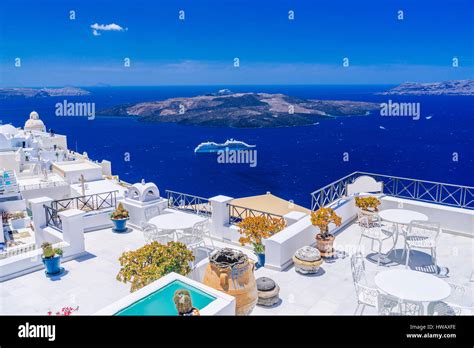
[194,139,256,153]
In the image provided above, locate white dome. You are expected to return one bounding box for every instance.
[24,111,46,132]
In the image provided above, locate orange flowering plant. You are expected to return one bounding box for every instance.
[310,207,342,240]
[116,241,194,292]
[238,216,286,254]
[355,196,381,211]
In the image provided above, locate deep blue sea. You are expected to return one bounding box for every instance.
[0,85,472,207]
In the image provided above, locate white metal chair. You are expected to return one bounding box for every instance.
[351,252,379,315]
[144,205,161,222]
[358,215,395,266]
[404,221,441,269]
[357,210,377,227]
[177,220,213,269]
[399,298,423,315]
[377,293,400,315]
[141,222,174,244]
[177,220,208,249]
[377,294,422,316]
[428,283,474,316]
[200,218,214,248]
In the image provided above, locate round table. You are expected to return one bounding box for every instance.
[378,209,428,225]
[378,209,428,254]
[149,212,206,231]
[375,269,451,313]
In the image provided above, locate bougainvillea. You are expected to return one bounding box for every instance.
[116,241,195,292]
[238,216,286,253]
[47,306,79,316]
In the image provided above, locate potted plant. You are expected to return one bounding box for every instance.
[238,215,285,268]
[110,203,129,232]
[41,242,63,275]
[117,241,194,292]
[355,196,381,225]
[311,207,342,257]
[355,196,381,212]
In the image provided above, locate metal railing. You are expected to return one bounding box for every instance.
[51,190,118,212]
[310,171,474,211]
[166,190,212,216]
[228,203,285,225]
[44,205,62,231]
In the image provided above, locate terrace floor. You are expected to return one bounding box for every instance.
[1,215,472,315]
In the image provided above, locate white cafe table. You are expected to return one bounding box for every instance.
[375,269,451,314]
[148,212,206,232]
[378,209,429,226]
[378,209,428,253]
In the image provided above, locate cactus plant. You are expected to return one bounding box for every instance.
[110,203,129,220]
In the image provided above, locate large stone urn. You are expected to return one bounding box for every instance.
[203,248,257,316]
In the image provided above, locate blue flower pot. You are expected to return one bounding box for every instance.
[256,253,265,268]
[112,218,129,232]
[43,255,61,275]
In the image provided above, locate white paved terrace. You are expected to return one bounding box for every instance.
[0,214,472,315]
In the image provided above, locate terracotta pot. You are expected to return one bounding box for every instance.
[202,248,257,315]
[315,233,335,257]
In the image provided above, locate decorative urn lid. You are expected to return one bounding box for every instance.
[294,246,321,262]
[256,277,276,292]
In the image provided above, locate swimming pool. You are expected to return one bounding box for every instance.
[95,272,236,316]
[115,280,216,316]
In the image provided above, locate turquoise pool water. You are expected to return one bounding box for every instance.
[115,280,216,316]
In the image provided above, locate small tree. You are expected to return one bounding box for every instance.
[310,207,342,239]
[238,216,286,254]
[116,241,195,292]
[355,196,381,211]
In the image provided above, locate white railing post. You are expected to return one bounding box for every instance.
[58,209,86,257]
[29,196,54,248]
[283,211,307,227]
[209,195,234,240]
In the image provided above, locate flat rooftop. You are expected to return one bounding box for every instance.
[17,173,66,186]
[70,178,128,197]
[52,160,101,172]
[231,193,310,215]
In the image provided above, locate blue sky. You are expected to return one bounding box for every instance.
[0,0,473,86]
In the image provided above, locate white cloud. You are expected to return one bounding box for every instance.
[90,23,126,36]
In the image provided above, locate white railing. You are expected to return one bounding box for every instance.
[166,190,212,216]
[0,243,37,259]
[19,180,69,191]
[311,172,474,211]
